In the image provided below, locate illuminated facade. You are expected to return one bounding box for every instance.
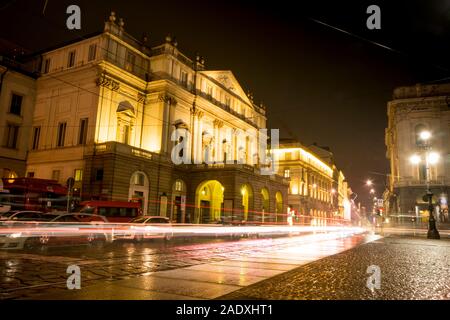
[24,12,288,222]
[0,57,36,181]
[337,170,350,219]
[275,140,337,225]
[385,83,450,221]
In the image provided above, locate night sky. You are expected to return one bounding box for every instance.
[1,0,449,208]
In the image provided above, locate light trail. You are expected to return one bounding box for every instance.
[0,221,366,249]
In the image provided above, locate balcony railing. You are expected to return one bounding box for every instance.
[89,142,164,162]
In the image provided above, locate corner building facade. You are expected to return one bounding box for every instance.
[26,13,288,223]
[385,83,450,221]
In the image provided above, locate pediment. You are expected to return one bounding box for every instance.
[200,70,252,105]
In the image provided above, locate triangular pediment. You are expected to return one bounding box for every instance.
[200,70,252,106]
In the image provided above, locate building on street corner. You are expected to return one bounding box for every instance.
[274,139,352,225]
[385,82,450,222]
[9,11,289,223]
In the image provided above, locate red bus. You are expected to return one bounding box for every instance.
[78,201,143,222]
[1,178,67,212]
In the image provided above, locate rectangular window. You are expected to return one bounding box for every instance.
[225,96,231,107]
[118,124,130,144]
[27,172,35,178]
[180,71,188,87]
[419,164,427,181]
[284,168,290,178]
[88,44,97,61]
[78,118,88,145]
[4,124,19,148]
[125,51,136,72]
[67,50,76,68]
[95,168,104,181]
[74,169,83,182]
[52,170,60,182]
[10,94,23,116]
[32,126,41,150]
[57,122,67,147]
[43,58,51,73]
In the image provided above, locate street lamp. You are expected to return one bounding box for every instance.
[410,131,440,239]
[366,179,373,186]
[419,130,431,141]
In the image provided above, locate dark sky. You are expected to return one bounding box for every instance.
[1,0,449,208]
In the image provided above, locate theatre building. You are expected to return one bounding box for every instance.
[25,12,288,223]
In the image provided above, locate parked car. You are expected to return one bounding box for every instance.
[121,216,173,242]
[0,213,110,250]
[0,211,47,222]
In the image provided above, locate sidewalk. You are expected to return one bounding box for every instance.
[218,236,450,300]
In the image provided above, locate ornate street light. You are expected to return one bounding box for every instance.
[410,131,440,239]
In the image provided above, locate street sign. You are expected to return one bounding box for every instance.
[377,199,383,207]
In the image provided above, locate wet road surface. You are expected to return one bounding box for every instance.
[0,230,371,299]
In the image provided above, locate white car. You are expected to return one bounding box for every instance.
[0,213,110,250]
[119,216,173,242]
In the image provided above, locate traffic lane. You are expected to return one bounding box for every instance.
[218,236,450,300]
[0,235,311,299]
[0,230,366,300]
[0,237,248,297]
[22,232,375,300]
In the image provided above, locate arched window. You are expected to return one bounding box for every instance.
[275,191,283,222]
[261,188,270,223]
[129,171,149,214]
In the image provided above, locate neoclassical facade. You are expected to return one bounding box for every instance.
[24,12,288,223]
[275,140,338,225]
[385,83,450,220]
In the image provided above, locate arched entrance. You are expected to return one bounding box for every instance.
[171,179,186,223]
[240,184,254,221]
[275,191,283,223]
[195,180,224,224]
[261,188,270,223]
[128,171,149,214]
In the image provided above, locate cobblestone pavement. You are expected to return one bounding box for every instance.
[218,236,450,300]
[1,233,362,300]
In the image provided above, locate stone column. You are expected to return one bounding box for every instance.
[196,112,204,163]
[213,120,223,163]
[159,94,177,154]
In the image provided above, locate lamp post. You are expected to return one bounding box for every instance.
[410,130,440,239]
